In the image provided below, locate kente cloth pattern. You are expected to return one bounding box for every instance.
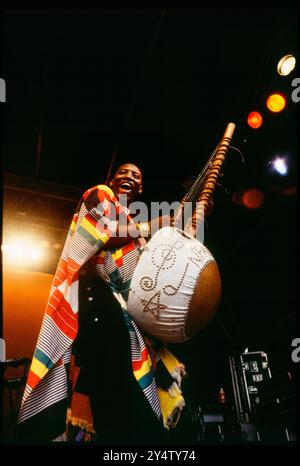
[18,184,184,430]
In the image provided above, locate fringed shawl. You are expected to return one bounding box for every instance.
[18,184,185,436]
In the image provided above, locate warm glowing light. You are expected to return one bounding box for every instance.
[2,235,46,267]
[9,241,24,259]
[28,247,43,261]
[242,189,265,210]
[272,157,288,175]
[277,54,296,76]
[266,93,286,112]
[247,111,263,129]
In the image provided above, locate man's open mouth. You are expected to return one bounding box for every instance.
[119,181,133,192]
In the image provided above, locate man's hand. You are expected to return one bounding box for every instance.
[103,215,173,248]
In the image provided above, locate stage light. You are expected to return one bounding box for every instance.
[266,93,286,112]
[277,54,296,76]
[2,235,46,267]
[28,247,43,261]
[8,241,24,260]
[242,189,265,210]
[272,157,288,175]
[247,111,263,129]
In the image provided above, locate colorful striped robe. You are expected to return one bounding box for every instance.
[18,184,185,437]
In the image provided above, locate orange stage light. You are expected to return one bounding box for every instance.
[266,93,286,112]
[247,111,263,129]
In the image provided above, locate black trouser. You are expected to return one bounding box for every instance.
[17,274,194,445]
[74,274,171,445]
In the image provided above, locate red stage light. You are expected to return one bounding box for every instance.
[247,111,263,129]
[242,189,265,209]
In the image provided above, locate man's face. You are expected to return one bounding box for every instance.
[109,163,143,203]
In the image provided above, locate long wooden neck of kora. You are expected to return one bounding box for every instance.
[174,122,235,237]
